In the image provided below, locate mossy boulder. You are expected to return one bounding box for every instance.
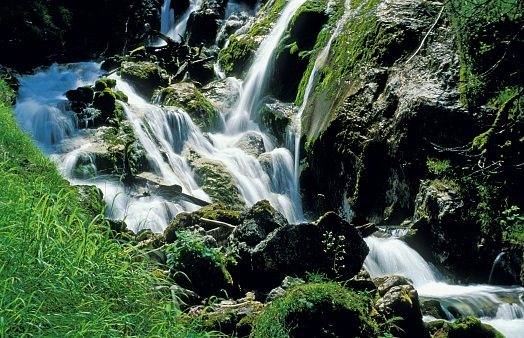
[218,34,259,78]
[120,61,169,98]
[228,206,369,291]
[154,83,218,131]
[425,316,505,338]
[94,78,117,91]
[187,0,228,46]
[251,282,390,337]
[186,148,246,211]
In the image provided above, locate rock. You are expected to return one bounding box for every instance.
[234,131,266,157]
[258,96,294,146]
[186,148,246,211]
[421,299,448,320]
[266,276,305,302]
[405,179,493,282]
[201,78,241,112]
[229,206,369,291]
[154,82,218,131]
[373,275,428,338]
[187,0,228,46]
[171,0,190,16]
[120,61,169,98]
[425,316,505,338]
[65,86,94,105]
[300,0,472,226]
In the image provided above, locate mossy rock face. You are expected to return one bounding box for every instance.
[425,317,505,338]
[186,148,246,211]
[154,83,218,131]
[251,282,387,337]
[120,61,169,98]
[300,0,471,226]
[218,34,259,78]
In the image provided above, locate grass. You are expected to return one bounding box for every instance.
[0,79,215,336]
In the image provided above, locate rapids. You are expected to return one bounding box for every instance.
[364,235,524,338]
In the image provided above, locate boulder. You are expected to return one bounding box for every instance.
[120,61,169,98]
[234,131,266,157]
[154,82,218,131]
[201,78,241,112]
[187,0,228,46]
[258,96,294,146]
[228,205,369,291]
[373,275,428,338]
[186,148,246,211]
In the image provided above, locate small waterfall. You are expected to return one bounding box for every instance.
[160,0,203,42]
[489,251,506,285]
[365,235,524,338]
[225,0,308,134]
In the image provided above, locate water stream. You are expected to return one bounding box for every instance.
[14,0,309,231]
[364,235,524,338]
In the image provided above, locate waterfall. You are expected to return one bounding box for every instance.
[160,0,203,42]
[225,0,308,135]
[364,235,524,338]
[489,251,506,285]
[15,0,309,230]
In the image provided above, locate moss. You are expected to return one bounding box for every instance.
[426,317,505,338]
[251,282,389,337]
[218,35,258,78]
[154,84,218,131]
[94,78,117,91]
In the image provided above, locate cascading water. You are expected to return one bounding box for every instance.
[160,0,203,42]
[15,0,310,230]
[364,235,524,338]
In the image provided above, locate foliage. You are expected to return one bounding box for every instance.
[165,231,236,297]
[426,158,451,176]
[251,282,395,337]
[322,231,347,276]
[447,0,523,108]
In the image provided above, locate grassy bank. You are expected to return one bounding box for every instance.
[0,79,212,337]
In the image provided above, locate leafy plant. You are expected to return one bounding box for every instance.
[322,231,347,276]
[165,231,236,297]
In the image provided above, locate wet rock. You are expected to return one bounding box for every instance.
[171,0,190,16]
[65,86,94,105]
[229,206,369,291]
[186,148,246,211]
[187,0,228,46]
[425,316,505,338]
[406,179,493,282]
[120,61,169,98]
[154,82,218,131]
[202,78,241,112]
[234,131,266,157]
[421,299,448,320]
[373,275,428,338]
[258,96,294,146]
[300,0,472,226]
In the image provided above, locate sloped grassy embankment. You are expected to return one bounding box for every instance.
[0,79,211,336]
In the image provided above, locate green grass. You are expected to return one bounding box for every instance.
[0,79,216,336]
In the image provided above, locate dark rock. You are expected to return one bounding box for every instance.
[425,316,505,338]
[258,96,294,146]
[229,206,369,291]
[171,0,191,16]
[65,86,94,105]
[421,299,448,320]
[187,0,228,46]
[405,179,498,282]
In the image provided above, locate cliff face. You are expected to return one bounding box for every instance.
[300,0,474,224]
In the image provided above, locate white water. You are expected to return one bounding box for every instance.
[364,235,524,338]
[14,0,310,231]
[160,0,203,42]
